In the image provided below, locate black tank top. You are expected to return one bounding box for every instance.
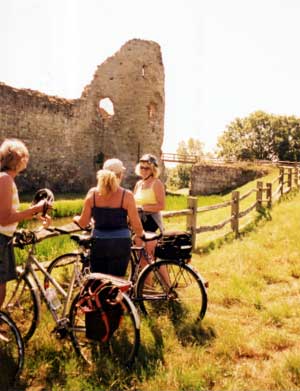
[92,189,128,230]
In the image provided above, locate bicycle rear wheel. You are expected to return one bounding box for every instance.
[3,272,40,342]
[0,311,24,389]
[136,259,207,324]
[69,292,140,367]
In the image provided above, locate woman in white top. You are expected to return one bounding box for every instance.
[0,138,50,307]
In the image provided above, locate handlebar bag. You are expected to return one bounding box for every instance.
[154,231,192,261]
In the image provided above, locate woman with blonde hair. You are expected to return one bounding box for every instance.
[134,153,165,233]
[0,138,50,307]
[134,153,165,265]
[73,158,144,276]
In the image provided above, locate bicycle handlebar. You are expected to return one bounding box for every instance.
[140,232,162,242]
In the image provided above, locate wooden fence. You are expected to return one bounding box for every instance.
[162,165,300,249]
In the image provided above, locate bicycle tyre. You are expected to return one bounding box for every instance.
[3,272,40,343]
[135,259,207,323]
[69,291,140,367]
[0,310,24,389]
[45,253,79,289]
[44,253,82,318]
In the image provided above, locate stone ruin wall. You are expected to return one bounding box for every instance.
[190,163,267,195]
[0,39,165,193]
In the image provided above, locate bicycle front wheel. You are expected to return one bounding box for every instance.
[0,311,24,389]
[3,272,40,342]
[136,259,207,324]
[45,253,79,291]
[44,253,80,315]
[69,292,140,367]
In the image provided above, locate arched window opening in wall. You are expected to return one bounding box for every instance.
[99,97,114,119]
[95,151,105,169]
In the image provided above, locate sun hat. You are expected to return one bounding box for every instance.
[103,158,126,174]
[139,154,158,167]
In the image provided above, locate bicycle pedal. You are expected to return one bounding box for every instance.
[52,326,68,339]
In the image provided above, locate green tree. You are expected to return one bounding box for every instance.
[217,111,300,161]
[167,138,205,189]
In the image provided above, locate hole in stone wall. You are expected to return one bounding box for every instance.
[99,97,114,119]
[95,151,105,168]
[142,65,146,78]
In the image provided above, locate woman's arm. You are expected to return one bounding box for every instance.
[0,175,46,226]
[125,191,144,237]
[73,189,93,228]
[142,179,165,213]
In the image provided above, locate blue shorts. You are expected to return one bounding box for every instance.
[0,233,17,283]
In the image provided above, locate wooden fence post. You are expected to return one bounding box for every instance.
[295,166,299,188]
[231,191,240,237]
[266,182,272,208]
[288,168,292,191]
[256,181,263,211]
[187,196,198,250]
[279,167,284,196]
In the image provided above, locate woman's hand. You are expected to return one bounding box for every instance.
[31,199,53,217]
[39,213,52,228]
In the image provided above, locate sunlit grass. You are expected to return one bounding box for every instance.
[14,167,300,390]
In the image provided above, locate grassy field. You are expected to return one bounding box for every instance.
[14,167,300,391]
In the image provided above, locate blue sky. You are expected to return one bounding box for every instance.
[1,0,300,153]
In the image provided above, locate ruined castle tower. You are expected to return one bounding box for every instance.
[0,39,165,192]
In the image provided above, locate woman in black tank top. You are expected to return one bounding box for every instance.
[73,159,144,276]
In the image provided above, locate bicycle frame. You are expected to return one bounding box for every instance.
[130,245,172,297]
[21,244,82,324]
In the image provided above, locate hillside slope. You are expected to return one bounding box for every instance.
[190,190,300,390]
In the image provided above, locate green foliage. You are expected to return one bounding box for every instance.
[217,110,300,161]
[166,137,205,189]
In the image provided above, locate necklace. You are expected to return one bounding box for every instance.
[141,174,153,188]
[143,173,153,181]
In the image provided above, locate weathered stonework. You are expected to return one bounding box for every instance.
[0,39,165,192]
[190,163,267,195]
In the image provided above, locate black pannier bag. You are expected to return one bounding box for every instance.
[154,231,192,261]
[76,278,124,342]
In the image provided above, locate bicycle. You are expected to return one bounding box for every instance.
[0,310,24,389]
[47,228,208,326]
[3,225,140,367]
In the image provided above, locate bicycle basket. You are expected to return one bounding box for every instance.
[77,279,124,342]
[154,231,192,261]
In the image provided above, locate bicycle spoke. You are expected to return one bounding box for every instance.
[136,260,207,324]
[45,253,80,318]
[3,274,39,342]
[69,292,140,367]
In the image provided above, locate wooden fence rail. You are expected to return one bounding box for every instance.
[162,165,300,249]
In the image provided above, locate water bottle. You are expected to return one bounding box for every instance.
[45,287,61,310]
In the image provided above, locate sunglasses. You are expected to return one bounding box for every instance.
[140,166,151,171]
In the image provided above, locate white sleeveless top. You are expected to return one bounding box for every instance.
[0,173,20,237]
